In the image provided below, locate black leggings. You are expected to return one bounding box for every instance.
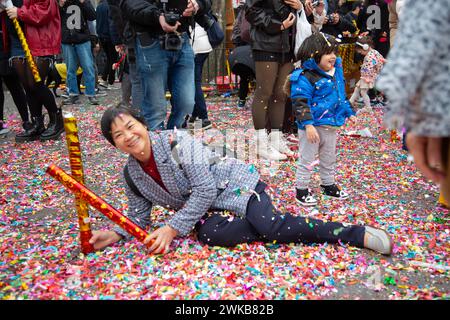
[12,57,58,117]
[0,72,29,123]
[251,61,293,130]
[196,181,366,248]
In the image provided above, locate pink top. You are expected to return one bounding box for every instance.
[360,49,386,86]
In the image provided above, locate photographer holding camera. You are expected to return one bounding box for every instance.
[120,0,211,130]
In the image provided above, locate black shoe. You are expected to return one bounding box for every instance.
[195,119,212,130]
[190,118,212,130]
[22,121,33,131]
[40,109,64,141]
[237,99,246,108]
[15,116,45,143]
[296,188,317,206]
[88,96,99,105]
[321,184,349,199]
[62,95,80,105]
[181,115,192,129]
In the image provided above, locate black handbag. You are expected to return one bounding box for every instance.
[206,13,225,49]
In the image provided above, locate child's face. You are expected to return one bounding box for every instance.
[318,52,337,72]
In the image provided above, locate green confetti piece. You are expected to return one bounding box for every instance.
[333,227,344,236]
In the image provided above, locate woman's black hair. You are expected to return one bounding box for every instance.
[295,33,339,65]
[100,104,147,147]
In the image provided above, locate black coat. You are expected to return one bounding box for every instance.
[245,0,293,53]
[60,0,96,44]
[120,0,211,38]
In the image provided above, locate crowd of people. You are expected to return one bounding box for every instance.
[1,0,448,255]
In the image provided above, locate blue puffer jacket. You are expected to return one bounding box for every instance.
[290,57,355,130]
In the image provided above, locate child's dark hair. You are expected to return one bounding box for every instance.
[100,104,147,146]
[295,33,339,65]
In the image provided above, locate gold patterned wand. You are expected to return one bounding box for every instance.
[3,0,41,83]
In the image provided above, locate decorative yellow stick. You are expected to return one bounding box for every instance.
[11,18,41,83]
[63,113,94,254]
[3,0,41,82]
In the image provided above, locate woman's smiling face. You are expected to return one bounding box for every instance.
[110,113,150,160]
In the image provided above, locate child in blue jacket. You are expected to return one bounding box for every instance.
[287,33,356,206]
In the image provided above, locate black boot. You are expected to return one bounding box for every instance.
[15,116,45,143]
[40,109,64,141]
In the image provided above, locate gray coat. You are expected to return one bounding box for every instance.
[377,0,450,137]
[113,131,260,239]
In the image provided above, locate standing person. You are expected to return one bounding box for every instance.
[228,45,255,109]
[387,0,404,48]
[107,0,144,111]
[59,0,99,105]
[183,11,216,130]
[6,0,63,142]
[0,5,31,135]
[96,0,119,90]
[120,0,211,130]
[287,33,356,206]
[349,36,385,111]
[377,0,450,204]
[89,105,393,256]
[230,1,254,109]
[245,0,301,160]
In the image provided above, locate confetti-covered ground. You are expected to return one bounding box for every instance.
[0,89,448,300]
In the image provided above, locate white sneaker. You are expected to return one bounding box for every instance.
[0,127,10,135]
[364,226,393,255]
[256,129,287,161]
[269,130,295,157]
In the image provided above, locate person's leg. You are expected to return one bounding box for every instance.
[360,88,371,109]
[349,86,360,105]
[121,71,132,106]
[127,50,144,111]
[12,58,45,141]
[105,41,118,85]
[134,37,168,130]
[99,39,110,84]
[62,44,81,96]
[196,213,261,247]
[191,52,209,120]
[245,183,366,247]
[251,61,279,130]
[317,127,337,187]
[166,36,195,129]
[268,62,293,130]
[296,129,319,189]
[33,58,58,114]
[75,41,97,97]
[3,73,29,123]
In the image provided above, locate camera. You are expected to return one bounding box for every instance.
[312,0,320,7]
[161,33,183,51]
[159,0,188,51]
[160,0,187,26]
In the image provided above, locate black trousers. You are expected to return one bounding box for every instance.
[196,181,366,248]
[99,39,118,85]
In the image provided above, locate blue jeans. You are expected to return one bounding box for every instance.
[127,55,144,111]
[135,33,195,130]
[62,41,96,97]
[192,52,209,120]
